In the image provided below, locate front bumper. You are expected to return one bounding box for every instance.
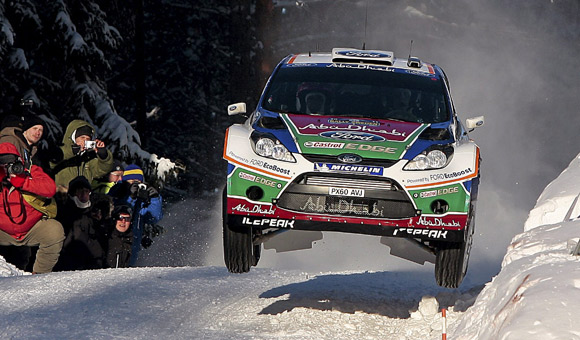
[226,196,467,242]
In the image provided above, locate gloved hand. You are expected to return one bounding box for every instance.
[129,182,140,194]
[9,174,27,188]
[147,186,159,198]
[97,146,108,159]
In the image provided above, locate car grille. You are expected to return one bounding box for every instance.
[276,173,417,219]
[306,176,392,190]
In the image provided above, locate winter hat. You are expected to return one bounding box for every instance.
[123,164,144,182]
[22,114,45,132]
[111,159,124,172]
[68,176,92,193]
[72,125,94,141]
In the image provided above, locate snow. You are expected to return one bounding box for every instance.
[3,156,580,339]
[448,153,580,339]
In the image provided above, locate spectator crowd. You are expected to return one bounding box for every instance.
[0,113,164,273]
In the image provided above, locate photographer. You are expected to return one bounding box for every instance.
[108,164,163,266]
[50,120,113,200]
[0,142,65,274]
[0,113,63,270]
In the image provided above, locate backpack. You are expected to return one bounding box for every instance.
[21,192,58,218]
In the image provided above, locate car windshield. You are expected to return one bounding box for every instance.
[262,65,450,123]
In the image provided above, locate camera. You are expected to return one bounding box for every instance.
[84,140,97,149]
[20,99,33,107]
[6,162,25,176]
[136,183,149,201]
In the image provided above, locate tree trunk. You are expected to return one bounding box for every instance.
[135,0,147,142]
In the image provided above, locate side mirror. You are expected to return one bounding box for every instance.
[227,102,247,116]
[465,116,485,130]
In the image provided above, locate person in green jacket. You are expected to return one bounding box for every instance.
[51,120,113,198]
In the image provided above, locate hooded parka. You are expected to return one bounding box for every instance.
[0,127,37,169]
[51,120,113,190]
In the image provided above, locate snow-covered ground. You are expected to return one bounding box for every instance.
[449,154,580,339]
[3,152,580,339]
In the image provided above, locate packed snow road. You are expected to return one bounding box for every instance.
[0,195,481,339]
[0,264,478,339]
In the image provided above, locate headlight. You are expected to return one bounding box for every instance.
[253,137,295,162]
[404,149,449,170]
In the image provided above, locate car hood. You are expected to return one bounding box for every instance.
[280,114,428,160]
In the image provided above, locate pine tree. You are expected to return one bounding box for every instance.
[0,0,176,184]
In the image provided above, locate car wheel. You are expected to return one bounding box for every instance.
[222,189,260,273]
[434,203,475,288]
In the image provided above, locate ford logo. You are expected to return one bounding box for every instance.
[337,51,392,59]
[319,131,385,142]
[338,154,362,164]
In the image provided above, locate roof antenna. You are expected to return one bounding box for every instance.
[408,39,414,59]
[362,0,369,50]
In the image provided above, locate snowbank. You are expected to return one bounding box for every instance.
[451,152,580,339]
[0,256,27,278]
[524,154,580,231]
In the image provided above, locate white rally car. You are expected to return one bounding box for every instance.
[223,48,483,288]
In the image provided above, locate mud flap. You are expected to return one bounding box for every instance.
[264,230,324,253]
[380,236,436,265]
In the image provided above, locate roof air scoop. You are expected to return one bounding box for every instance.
[331,48,394,66]
[407,56,422,68]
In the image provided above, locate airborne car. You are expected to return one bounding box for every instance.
[223,48,483,288]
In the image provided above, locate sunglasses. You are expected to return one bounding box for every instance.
[117,216,132,222]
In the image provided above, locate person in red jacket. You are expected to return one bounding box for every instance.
[0,142,65,273]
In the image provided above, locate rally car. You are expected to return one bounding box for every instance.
[222,48,484,288]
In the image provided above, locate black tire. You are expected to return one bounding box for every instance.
[434,203,476,288]
[222,189,260,273]
[434,241,470,288]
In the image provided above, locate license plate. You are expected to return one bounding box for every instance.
[328,187,365,197]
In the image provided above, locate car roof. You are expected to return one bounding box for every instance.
[283,48,439,78]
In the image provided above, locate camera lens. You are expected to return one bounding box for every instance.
[7,162,24,175]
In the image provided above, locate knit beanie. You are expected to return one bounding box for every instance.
[22,115,45,133]
[111,159,124,172]
[72,125,94,140]
[123,164,144,182]
[68,176,92,193]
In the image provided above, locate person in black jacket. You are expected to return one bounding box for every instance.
[106,205,133,268]
[54,176,107,271]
